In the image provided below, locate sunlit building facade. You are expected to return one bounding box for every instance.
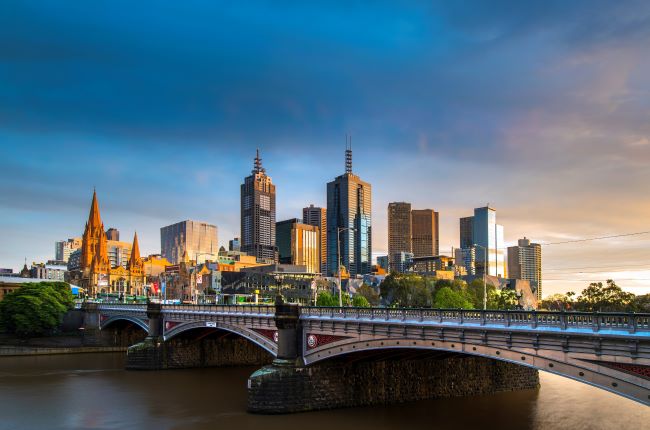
[302,204,327,275]
[161,220,219,264]
[388,202,411,272]
[458,206,506,277]
[276,219,320,273]
[508,237,542,300]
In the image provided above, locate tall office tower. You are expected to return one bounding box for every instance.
[411,209,440,257]
[241,149,277,262]
[388,202,412,272]
[276,218,320,273]
[459,206,506,277]
[326,145,372,277]
[508,237,542,300]
[229,237,241,252]
[106,228,120,241]
[55,237,82,263]
[302,204,327,274]
[160,220,218,264]
[459,216,474,249]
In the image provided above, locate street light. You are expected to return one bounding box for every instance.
[337,227,356,307]
[473,244,488,310]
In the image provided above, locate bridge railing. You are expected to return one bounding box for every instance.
[161,304,275,316]
[300,307,650,334]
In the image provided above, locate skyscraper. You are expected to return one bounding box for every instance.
[508,237,542,300]
[55,237,82,263]
[276,218,320,273]
[326,145,372,277]
[160,220,218,264]
[411,209,440,257]
[106,228,120,241]
[303,204,327,274]
[388,202,411,272]
[458,206,506,277]
[241,149,277,262]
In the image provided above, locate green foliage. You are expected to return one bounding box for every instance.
[433,287,474,309]
[356,284,380,306]
[576,280,635,312]
[0,282,74,337]
[540,293,575,311]
[316,290,350,307]
[352,295,371,308]
[492,289,519,310]
[380,273,433,308]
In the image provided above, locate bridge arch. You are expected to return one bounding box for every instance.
[164,320,277,356]
[100,315,149,333]
[304,336,650,406]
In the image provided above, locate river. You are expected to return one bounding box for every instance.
[0,353,647,430]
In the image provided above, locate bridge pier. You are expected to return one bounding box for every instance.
[248,352,539,414]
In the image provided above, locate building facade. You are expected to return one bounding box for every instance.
[55,237,82,263]
[229,237,241,252]
[106,228,120,241]
[241,150,277,262]
[388,202,411,272]
[276,219,320,273]
[411,209,440,269]
[76,190,145,296]
[508,237,542,301]
[458,206,506,277]
[326,146,372,277]
[161,220,218,264]
[303,204,327,275]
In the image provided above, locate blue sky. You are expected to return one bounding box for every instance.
[1,1,649,296]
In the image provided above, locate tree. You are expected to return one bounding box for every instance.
[493,289,519,310]
[316,291,350,307]
[352,295,370,308]
[466,279,498,309]
[356,284,380,306]
[0,282,74,337]
[540,293,575,311]
[576,280,635,312]
[433,287,474,309]
[380,273,433,307]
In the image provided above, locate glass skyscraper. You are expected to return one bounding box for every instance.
[326,146,372,277]
[459,206,506,277]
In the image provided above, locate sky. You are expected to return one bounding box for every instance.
[1,1,649,297]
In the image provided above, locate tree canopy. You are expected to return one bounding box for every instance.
[0,282,74,337]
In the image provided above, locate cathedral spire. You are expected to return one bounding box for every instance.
[129,232,142,268]
[87,188,102,229]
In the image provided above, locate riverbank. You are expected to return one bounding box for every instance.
[0,345,127,356]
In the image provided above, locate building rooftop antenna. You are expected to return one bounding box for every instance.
[253,148,265,174]
[345,134,353,174]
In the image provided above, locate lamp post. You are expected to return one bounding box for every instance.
[337,227,356,307]
[473,244,488,310]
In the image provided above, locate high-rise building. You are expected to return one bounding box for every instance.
[508,237,542,300]
[326,145,372,277]
[377,255,389,271]
[161,220,219,264]
[276,219,320,273]
[106,228,120,241]
[55,237,82,263]
[411,208,439,258]
[229,237,241,252]
[388,202,411,272]
[458,206,506,277]
[459,216,474,249]
[303,204,327,275]
[241,150,277,262]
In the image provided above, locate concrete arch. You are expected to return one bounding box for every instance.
[100,315,149,333]
[304,336,650,406]
[164,320,277,356]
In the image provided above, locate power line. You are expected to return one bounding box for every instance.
[540,231,650,245]
[544,262,650,271]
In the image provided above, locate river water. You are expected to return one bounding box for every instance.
[0,353,647,430]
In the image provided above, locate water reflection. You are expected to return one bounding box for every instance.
[0,353,647,430]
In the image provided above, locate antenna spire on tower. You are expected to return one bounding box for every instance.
[345,134,352,174]
[253,148,265,174]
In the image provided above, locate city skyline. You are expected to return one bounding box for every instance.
[1,2,649,297]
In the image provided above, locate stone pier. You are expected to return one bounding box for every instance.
[247,354,539,414]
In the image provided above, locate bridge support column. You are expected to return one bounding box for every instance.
[126,302,166,370]
[248,353,539,414]
[80,302,101,346]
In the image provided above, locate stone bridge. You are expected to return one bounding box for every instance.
[82,301,650,412]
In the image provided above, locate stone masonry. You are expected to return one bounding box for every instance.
[248,355,540,414]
